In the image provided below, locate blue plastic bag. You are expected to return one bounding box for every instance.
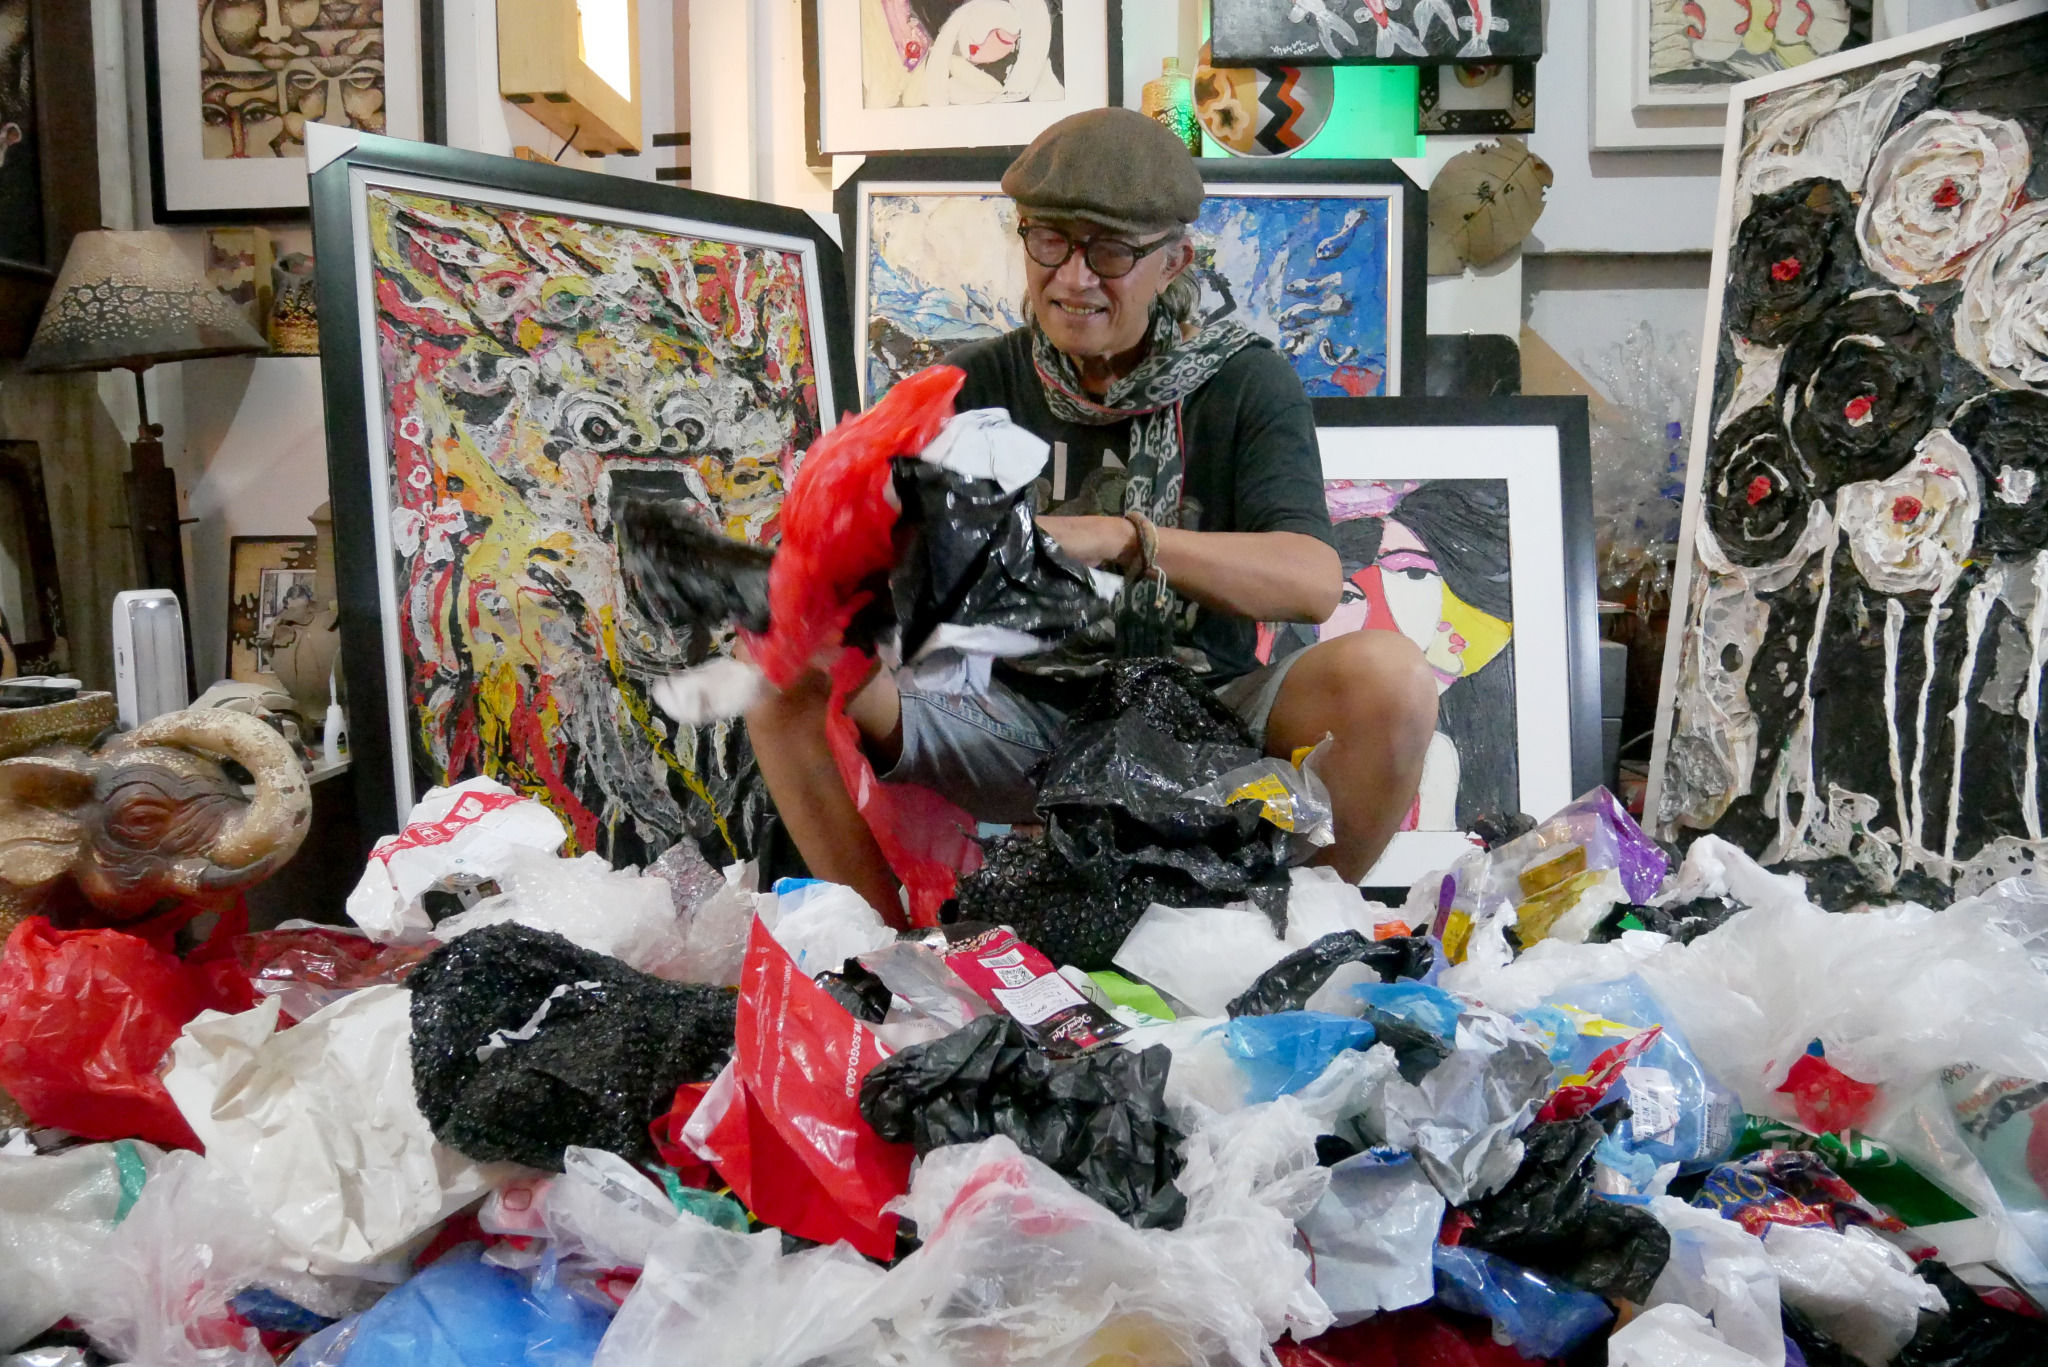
[1526,976,1739,1173]
[1431,1243,1614,1359]
[1352,982,1461,1042]
[1222,1012,1375,1101]
[334,1246,610,1367]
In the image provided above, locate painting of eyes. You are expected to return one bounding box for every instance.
[860,0,1066,110]
[198,0,387,160]
[1263,478,1517,834]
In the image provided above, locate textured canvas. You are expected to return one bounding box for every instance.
[1262,479,1519,832]
[858,184,1399,403]
[365,186,826,866]
[1646,0,1872,92]
[1653,10,2048,905]
[197,0,388,159]
[1210,0,1542,66]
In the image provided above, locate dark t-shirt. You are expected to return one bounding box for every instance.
[946,328,1334,683]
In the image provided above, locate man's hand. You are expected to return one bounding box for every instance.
[1038,514,1138,569]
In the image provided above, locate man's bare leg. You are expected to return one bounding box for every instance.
[1262,630,1440,882]
[745,666,909,925]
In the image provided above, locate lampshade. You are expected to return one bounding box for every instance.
[22,229,270,374]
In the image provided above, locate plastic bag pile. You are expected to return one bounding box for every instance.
[5,767,2048,1367]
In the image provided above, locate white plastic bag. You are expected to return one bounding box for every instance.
[1609,1303,1774,1367]
[345,777,568,942]
[1295,1149,1445,1323]
[162,986,508,1272]
[1644,1196,1783,1367]
[1762,1222,1946,1367]
[434,851,694,978]
[0,1140,163,1351]
[544,1145,679,1271]
[1113,904,1292,1017]
[766,881,897,975]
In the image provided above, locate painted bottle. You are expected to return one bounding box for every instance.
[1143,58,1200,156]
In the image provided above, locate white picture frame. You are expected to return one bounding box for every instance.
[808,0,1115,156]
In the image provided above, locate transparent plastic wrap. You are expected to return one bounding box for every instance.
[432,852,698,980]
[1762,1222,1948,1367]
[1608,1304,1774,1367]
[0,1139,162,1351]
[1295,1149,1446,1324]
[161,987,505,1272]
[1590,321,1698,609]
[232,926,432,1025]
[1361,1020,1553,1206]
[1182,737,1337,861]
[1644,1195,1784,1367]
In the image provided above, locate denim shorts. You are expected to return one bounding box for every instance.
[881,653,1306,826]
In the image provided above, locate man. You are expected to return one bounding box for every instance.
[750,108,1437,922]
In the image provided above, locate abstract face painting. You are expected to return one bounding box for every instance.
[1264,479,1519,832]
[1654,9,2048,904]
[199,0,386,160]
[367,187,825,866]
[860,0,1065,110]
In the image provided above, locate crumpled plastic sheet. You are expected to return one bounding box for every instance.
[315,1245,610,1367]
[1360,1017,1553,1206]
[1457,1113,1674,1304]
[1352,981,1460,1083]
[71,1150,370,1367]
[857,1013,1188,1229]
[541,1146,681,1276]
[407,923,736,1170]
[1430,1243,1615,1360]
[431,852,704,982]
[1183,742,1337,862]
[650,852,759,988]
[1224,1012,1376,1102]
[233,926,431,1026]
[1228,930,1435,1018]
[1762,1221,1948,1367]
[162,986,507,1272]
[345,777,570,944]
[1608,1303,1775,1367]
[1295,1148,1445,1324]
[762,878,897,976]
[0,1138,162,1351]
[1644,1195,1784,1367]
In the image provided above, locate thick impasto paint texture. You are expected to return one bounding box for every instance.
[1659,15,2048,904]
[368,188,823,867]
[1263,479,1517,832]
[862,187,1396,402]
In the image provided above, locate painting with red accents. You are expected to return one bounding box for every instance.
[1652,3,2048,908]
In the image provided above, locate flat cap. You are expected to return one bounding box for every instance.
[1002,108,1205,235]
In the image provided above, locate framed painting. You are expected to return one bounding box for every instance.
[227,535,317,680]
[1648,1,2048,907]
[1418,60,1536,135]
[0,0,99,358]
[1300,398,1600,892]
[308,127,854,865]
[1209,0,1543,66]
[143,0,430,221]
[837,155,1426,406]
[803,0,1122,157]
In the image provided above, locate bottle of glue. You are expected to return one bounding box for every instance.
[322,666,347,768]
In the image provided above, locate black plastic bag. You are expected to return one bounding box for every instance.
[815,956,892,1024]
[614,493,774,637]
[857,1013,1187,1229]
[1228,931,1438,1017]
[1894,1260,2048,1367]
[1590,898,1741,946]
[888,458,1108,664]
[408,923,737,1171]
[1458,1113,1672,1304]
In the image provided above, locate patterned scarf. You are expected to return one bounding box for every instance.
[1027,310,1263,666]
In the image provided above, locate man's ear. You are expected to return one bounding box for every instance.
[1160,235,1196,284]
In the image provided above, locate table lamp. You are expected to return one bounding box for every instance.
[21,229,269,687]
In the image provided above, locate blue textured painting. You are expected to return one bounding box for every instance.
[1192,194,1393,398]
[859,185,1398,402]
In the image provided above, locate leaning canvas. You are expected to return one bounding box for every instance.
[1650,1,2048,904]
[309,130,851,866]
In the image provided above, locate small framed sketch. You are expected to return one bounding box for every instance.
[140,0,429,221]
[803,0,1122,157]
[1297,398,1600,893]
[228,535,317,680]
[1418,61,1536,135]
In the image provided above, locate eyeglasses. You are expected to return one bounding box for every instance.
[1017,223,1180,279]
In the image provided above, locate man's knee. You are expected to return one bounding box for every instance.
[1287,631,1439,748]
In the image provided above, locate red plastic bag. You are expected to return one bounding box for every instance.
[699,919,912,1258]
[1535,1026,1663,1124]
[1278,1306,1555,1366]
[0,916,249,1148]
[649,1079,718,1188]
[742,365,964,691]
[1778,1051,1882,1134]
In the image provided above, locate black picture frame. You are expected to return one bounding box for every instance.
[0,0,100,359]
[0,439,67,676]
[1417,60,1536,135]
[309,131,856,851]
[802,0,1125,163]
[837,153,1428,404]
[142,0,442,224]
[1307,396,1599,895]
